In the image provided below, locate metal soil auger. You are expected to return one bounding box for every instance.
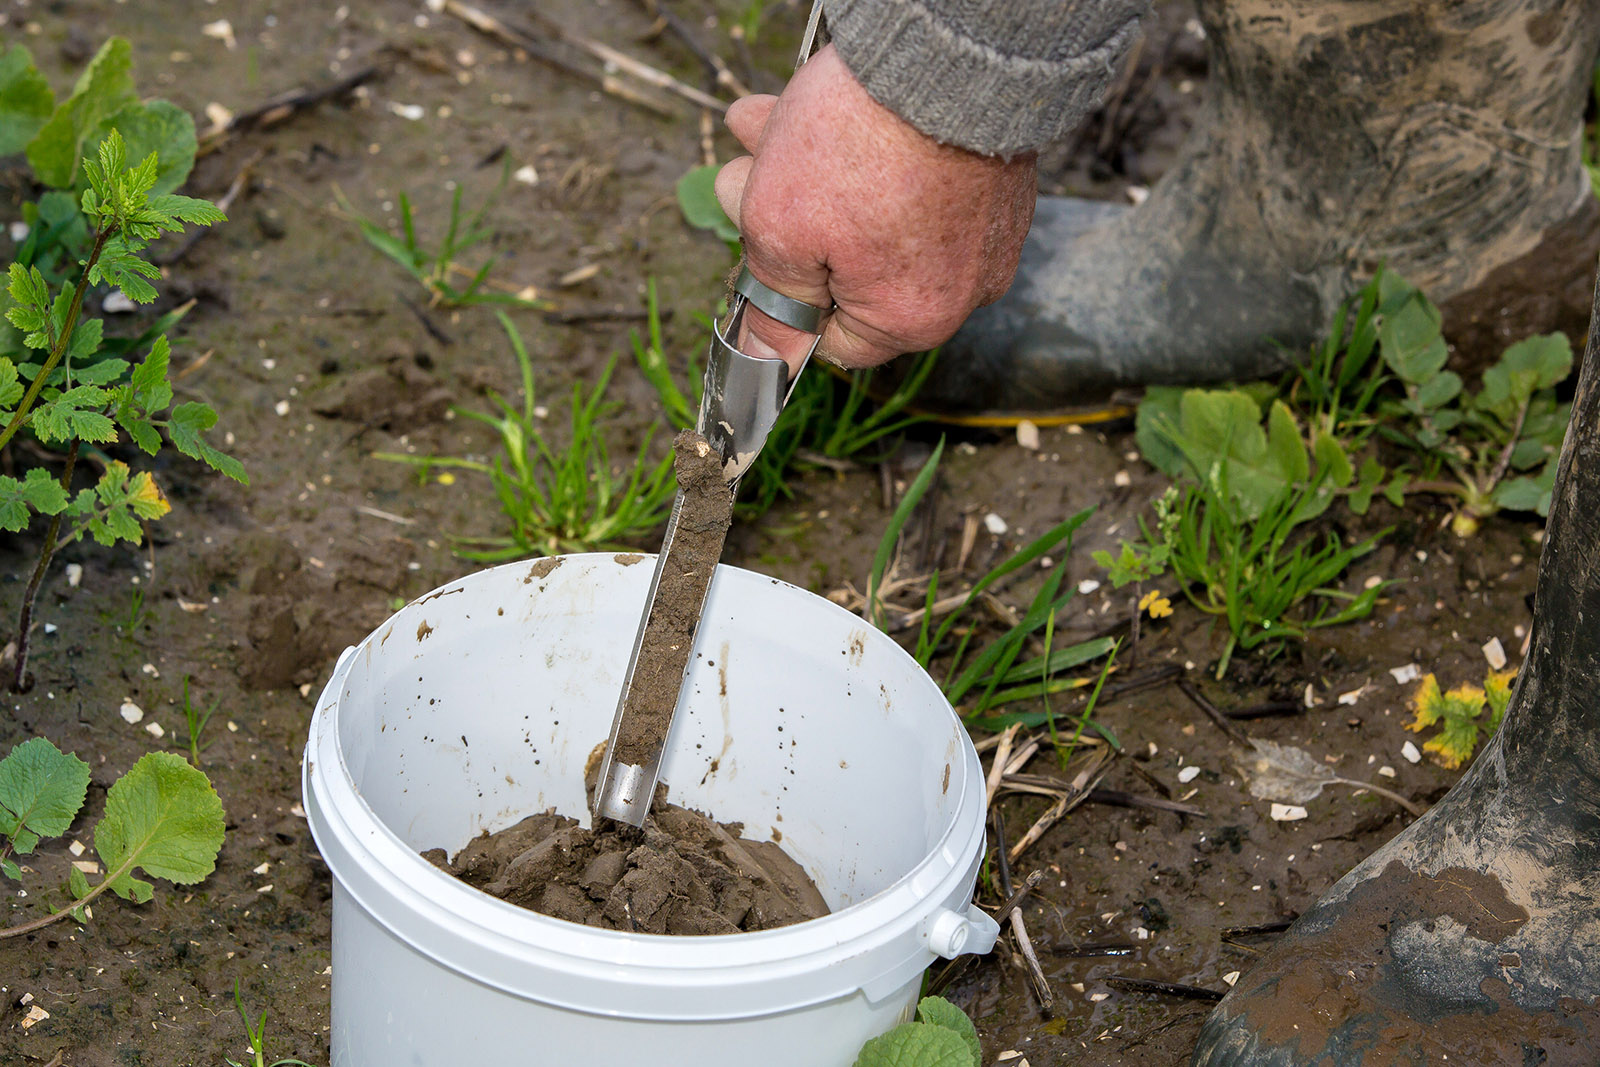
[594,266,829,826]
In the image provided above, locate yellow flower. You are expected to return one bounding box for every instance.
[1139,589,1173,619]
[436,472,456,486]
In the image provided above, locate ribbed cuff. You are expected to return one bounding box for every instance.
[827,0,1146,158]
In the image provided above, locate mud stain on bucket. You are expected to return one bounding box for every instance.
[614,553,645,566]
[525,557,563,583]
[417,620,433,641]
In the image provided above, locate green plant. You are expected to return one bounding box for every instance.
[338,155,544,309]
[853,996,981,1067]
[0,92,244,688]
[1281,269,1389,450]
[173,674,220,766]
[1128,390,1388,677]
[1406,669,1515,769]
[0,738,225,937]
[864,442,1117,723]
[226,980,319,1067]
[109,585,150,638]
[1370,271,1572,534]
[675,164,740,253]
[378,311,676,558]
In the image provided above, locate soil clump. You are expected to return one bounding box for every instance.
[424,799,829,935]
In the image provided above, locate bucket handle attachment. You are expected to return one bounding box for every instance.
[925,903,1000,960]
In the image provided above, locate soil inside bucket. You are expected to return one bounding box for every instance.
[423,796,830,934]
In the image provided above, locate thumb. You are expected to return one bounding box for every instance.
[735,302,818,378]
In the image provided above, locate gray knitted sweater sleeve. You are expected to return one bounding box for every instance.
[826,0,1150,158]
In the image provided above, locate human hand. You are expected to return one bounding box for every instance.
[714,45,1037,374]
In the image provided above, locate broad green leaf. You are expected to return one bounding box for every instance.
[1414,370,1461,411]
[74,356,130,387]
[116,413,161,455]
[853,1023,973,1067]
[676,164,740,243]
[1378,282,1448,385]
[26,37,138,189]
[1348,454,1384,515]
[1493,473,1551,515]
[1134,386,1187,478]
[93,751,225,903]
[66,317,104,365]
[1,856,20,881]
[129,335,171,412]
[6,262,48,309]
[0,357,22,410]
[1312,431,1352,487]
[167,401,247,484]
[0,737,91,852]
[1499,333,1573,392]
[1265,401,1309,484]
[68,863,90,899]
[0,45,54,155]
[915,998,981,1067]
[87,237,161,304]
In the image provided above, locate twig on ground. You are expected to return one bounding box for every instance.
[985,723,1021,809]
[437,0,676,116]
[1224,700,1305,720]
[520,5,729,112]
[400,293,455,346]
[633,0,752,98]
[1177,678,1249,746]
[1005,746,1113,864]
[199,65,383,154]
[994,811,1054,1008]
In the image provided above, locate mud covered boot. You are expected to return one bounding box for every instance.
[903,0,1600,420]
[1190,271,1600,1065]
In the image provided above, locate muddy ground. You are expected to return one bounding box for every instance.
[0,1,1554,1064]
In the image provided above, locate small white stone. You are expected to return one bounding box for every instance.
[1401,740,1422,764]
[141,663,159,677]
[1482,637,1508,671]
[1126,185,1150,206]
[1113,470,1132,487]
[1389,663,1421,685]
[71,859,99,875]
[1134,926,1151,940]
[68,840,85,857]
[65,563,84,589]
[1088,991,1110,1002]
[274,400,291,417]
[998,1054,1022,1063]
[983,512,1007,536]
[1377,765,1397,778]
[1222,971,1241,987]
[1015,420,1040,450]
[42,623,56,635]
[1270,803,1308,822]
[513,164,539,186]
[103,291,137,314]
[1077,578,1101,595]
[201,18,236,48]
[1338,686,1368,706]
[253,862,271,875]
[257,884,274,893]
[387,101,425,121]
[1177,765,1201,784]
[227,721,240,733]
[119,701,144,724]
[20,1004,48,1029]
[144,722,164,738]
[8,221,29,242]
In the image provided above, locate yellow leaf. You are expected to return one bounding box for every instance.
[127,472,170,521]
[1408,674,1444,732]
[1484,668,1516,730]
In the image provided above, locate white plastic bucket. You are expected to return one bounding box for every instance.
[304,553,997,1066]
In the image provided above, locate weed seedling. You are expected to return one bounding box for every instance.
[379,311,675,558]
[853,996,980,1067]
[1406,669,1516,768]
[226,980,319,1067]
[337,156,544,310]
[0,738,225,937]
[173,675,219,766]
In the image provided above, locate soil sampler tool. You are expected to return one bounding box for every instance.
[593,268,832,826]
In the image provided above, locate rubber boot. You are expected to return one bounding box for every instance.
[903,0,1600,420]
[1190,268,1600,1065]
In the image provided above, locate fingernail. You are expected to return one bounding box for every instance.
[741,331,783,362]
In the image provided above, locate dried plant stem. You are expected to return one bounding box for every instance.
[12,440,79,692]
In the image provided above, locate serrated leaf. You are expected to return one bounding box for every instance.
[116,413,161,455]
[129,334,171,407]
[0,737,91,851]
[0,44,55,156]
[84,101,199,199]
[1240,737,1338,806]
[65,317,103,365]
[1485,669,1515,731]
[0,467,68,531]
[93,751,225,904]
[125,470,170,520]
[68,863,90,900]
[167,401,247,484]
[915,998,980,1067]
[74,357,129,387]
[853,1022,974,1067]
[1423,715,1482,770]
[26,38,138,189]
[1,856,20,881]
[144,192,225,229]
[87,238,161,304]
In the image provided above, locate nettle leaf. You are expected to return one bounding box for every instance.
[87,235,161,304]
[0,737,91,854]
[31,385,116,444]
[129,335,172,413]
[144,192,226,230]
[74,356,130,387]
[912,998,980,1067]
[26,37,138,189]
[93,751,225,904]
[0,467,70,531]
[79,460,167,545]
[116,413,161,455]
[853,1023,974,1067]
[66,316,104,365]
[0,44,55,156]
[167,401,247,484]
[675,164,740,244]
